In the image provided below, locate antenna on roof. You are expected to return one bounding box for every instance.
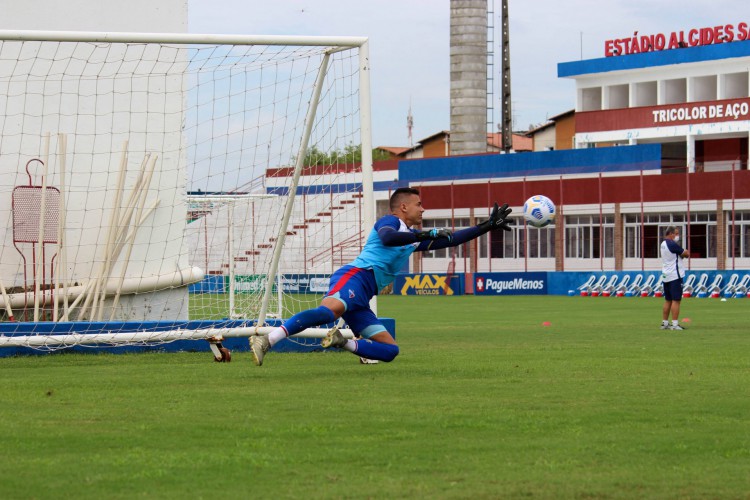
[407,99,414,147]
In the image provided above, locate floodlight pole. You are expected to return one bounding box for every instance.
[501,0,512,153]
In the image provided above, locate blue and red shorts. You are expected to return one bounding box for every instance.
[326,266,387,339]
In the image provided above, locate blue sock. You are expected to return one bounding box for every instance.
[354,339,400,362]
[282,306,336,336]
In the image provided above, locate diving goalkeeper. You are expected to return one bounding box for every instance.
[250,187,512,366]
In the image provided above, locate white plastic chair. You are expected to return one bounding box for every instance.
[576,275,596,295]
[625,274,644,296]
[691,273,710,294]
[732,274,750,296]
[614,275,631,295]
[650,275,664,296]
[721,274,739,297]
[637,274,656,296]
[681,273,700,295]
[586,275,607,296]
[681,273,697,291]
[705,275,723,297]
[595,275,619,296]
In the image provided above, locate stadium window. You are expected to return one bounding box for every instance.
[528,228,540,258]
[421,218,474,259]
[454,218,471,259]
[421,218,449,258]
[376,200,390,219]
[686,213,716,258]
[564,215,613,259]
[526,225,555,258]
[512,226,524,258]
[643,225,660,258]
[603,216,615,257]
[623,213,705,258]
[726,211,750,258]
[490,217,523,258]
[624,214,659,259]
[489,218,553,259]
[593,215,614,258]
[565,217,590,258]
[479,232,488,259]
[490,226,504,258]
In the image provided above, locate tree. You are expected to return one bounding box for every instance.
[301,144,390,166]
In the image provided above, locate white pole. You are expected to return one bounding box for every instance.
[276,265,283,317]
[228,203,236,318]
[4,266,203,311]
[359,41,374,232]
[108,200,160,321]
[60,134,70,321]
[34,134,51,322]
[87,153,154,320]
[65,280,94,317]
[257,52,331,326]
[0,30,367,48]
[92,145,132,320]
[84,144,131,320]
[0,325,355,349]
[54,133,69,321]
[99,154,157,321]
[71,199,158,320]
[53,135,61,321]
[0,278,14,321]
[359,41,377,315]
[114,202,160,258]
[107,151,160,321]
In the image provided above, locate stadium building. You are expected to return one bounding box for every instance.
[263,22,750,295]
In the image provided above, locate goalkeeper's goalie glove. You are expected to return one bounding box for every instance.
[479,202,513,232]
[415,228,454,242]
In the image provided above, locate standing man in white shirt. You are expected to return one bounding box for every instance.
[660,226,690,330]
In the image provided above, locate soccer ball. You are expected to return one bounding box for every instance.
[523,195,556,228]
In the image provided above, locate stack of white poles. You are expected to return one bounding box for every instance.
[66,143,160,321]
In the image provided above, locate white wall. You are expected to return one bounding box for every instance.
[532,126,556,151]
[0,1,191,320]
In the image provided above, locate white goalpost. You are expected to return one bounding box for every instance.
[185,193,283,320]
[0,30,374,355]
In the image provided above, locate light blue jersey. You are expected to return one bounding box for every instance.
[350,215,419,291]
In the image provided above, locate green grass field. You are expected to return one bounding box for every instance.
[1,295,748,499]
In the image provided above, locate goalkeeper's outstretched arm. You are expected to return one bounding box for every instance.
[417,202,512,251]
[377,202,513,252]
[378,226,454,250]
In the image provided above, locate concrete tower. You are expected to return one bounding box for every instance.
[450,0,488,155]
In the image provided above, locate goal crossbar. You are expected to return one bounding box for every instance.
[0,30,368,48]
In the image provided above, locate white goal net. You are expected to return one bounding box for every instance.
[0,31,373,352]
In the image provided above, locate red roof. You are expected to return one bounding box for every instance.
[486,132,532,152]
[392,130,533,157]
[376,146,410,156]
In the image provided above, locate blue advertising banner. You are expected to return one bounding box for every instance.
[231,274,330,294]
[474,272,547,295]
[192,271,750,297]
[189,274,330,294]
[189,275,225,294]
[394,274,464,296]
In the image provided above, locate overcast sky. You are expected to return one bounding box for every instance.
[189,0,746,147]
